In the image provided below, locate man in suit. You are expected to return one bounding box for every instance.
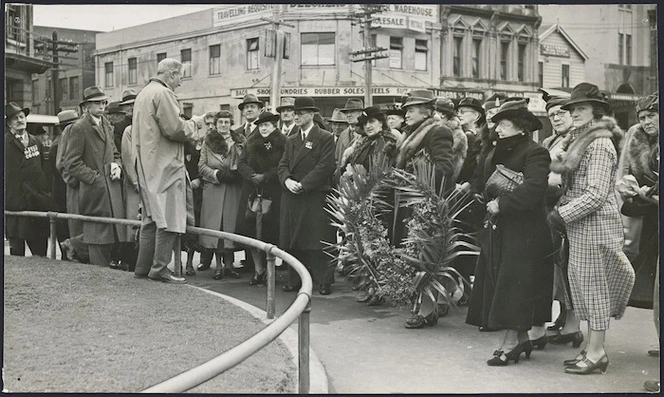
[276,97,300,137]
[234,94,263,139]
[334,98,363,163]
[63,86,128,267]
[278,97,337,295]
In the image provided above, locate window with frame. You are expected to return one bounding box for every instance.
[472,38,481,78]
[32,80,39,103]
[104,62,113,87]
[517,43,526,82]
[500,41,509,80]
[415,39,428,71]
[538,61,543,87]
[128,57,137,85]
[45,76,51,99]
[618,33,624,65]
[247,38,260,70]
[181,49,192,77]
[301,33,335,66]
[209,45,221,75]
[60,78,68,101]
[625,34,632,65]
[389,36,403,69]
[453,36,463,77]
[157,52,167,64]
[7,6,20,41]
[69,76,80,100]
[561,64,570,88]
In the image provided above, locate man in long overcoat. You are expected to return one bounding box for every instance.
[132,58,204,284]
[278,96,336,295]
[64,86,127,267]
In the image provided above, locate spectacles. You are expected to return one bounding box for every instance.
[548,110,569,119]
[90,101,108,106]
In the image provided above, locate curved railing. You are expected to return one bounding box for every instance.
[4,210,314,393]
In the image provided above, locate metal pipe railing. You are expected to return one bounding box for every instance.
[5,210,313,393]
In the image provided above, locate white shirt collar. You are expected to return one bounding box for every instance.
[301,124,314,139]
[90,114,101,126]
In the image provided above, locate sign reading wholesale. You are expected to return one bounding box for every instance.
[373,4,438,33]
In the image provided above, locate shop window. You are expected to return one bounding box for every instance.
[104,62,113,87]
[69,76,79,100]
[517,43,526,82]
[181,49,192,77]
[415,39,428,71]
[500,41,509,80]
[247,38,260,70]
[128,57,137,85]
[562,64,570,88]
[301,33,335,66]
[389,36,403,69]
[32,79,39,103]
[209,44,221,75]
[538,61,543,87]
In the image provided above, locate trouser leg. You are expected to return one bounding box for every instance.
[200,248,213,266]
[287,249,307,287]
[88,244,113,266]
[26,237,48,257]
[310,249,334,286]
[148,228,178,278]
[69,233,90,263]
[8,238,26,256]
[135,221,156,276]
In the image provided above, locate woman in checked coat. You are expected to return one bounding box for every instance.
[548,83,635,375]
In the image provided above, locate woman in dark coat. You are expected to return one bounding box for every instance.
[465,99,553,366]
[5,103,51,256]
[236,111,286,285]
[338,106,397,173]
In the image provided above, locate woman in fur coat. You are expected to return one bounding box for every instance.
[198,111,246,280]
[236,112,286,285]
[548,83,635,375]
[617,94,659,309]
[339,106,398,174]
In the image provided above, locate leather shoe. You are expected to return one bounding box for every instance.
[281,284,301,292]
[197,262,211,271]
[149,273,186,284]
[109,261,123,270]
[134,273,149,279]
[225,269,241,279]
[319,284,332,295]
[185,264,196,276]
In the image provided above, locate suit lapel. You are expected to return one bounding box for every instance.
[7,133,27,166]
[291,125,318,169]
[85,114,106,142]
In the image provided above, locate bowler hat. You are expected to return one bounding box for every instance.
[328,108,348,123]
[293,96,319,113]
[357,106,387,127]
[435,97,456,116]
[56,109,79,126]
[483,93,509,112]
[238,94,265,110]
[255,111,281,126]
[276,97,296,113]
[340,98,364,113]
[561,82,609,112]
[119,88,137,106]
[80,86,109,106]
[491,98,542,132]
[636,93,659,114]
[5,102,30,119]
[456,96,486,117]
[106,101,124,115]
[401,89,436,108]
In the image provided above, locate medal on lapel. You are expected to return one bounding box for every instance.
[305,141,313,149]
[24,145,40,159]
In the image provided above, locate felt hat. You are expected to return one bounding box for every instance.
[255,111,281,125]
[385,106,405,117]
[540,88,570,112]
[238,94,265,110]
[561,82,610,112]
[483,93,509,112]
[293,96,319,113]
[119,88,137,106]
[456,96,486,118]
[636,93,659,114]
[5,102,30,119]
[56,109,79,126]
[491,98,542,132]
[276,97,296,113]
[435,97,456,115]
[340,98,364,113]
[328,108,348,123]
[401,89,436,108]
[357,106,387,127]
[80,86,109,106]
[106,101,124,115]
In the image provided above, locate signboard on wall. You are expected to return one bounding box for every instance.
[231,86,413,98]
[540,44,570,58]
[212,4,274,27]
[373,4,437,33]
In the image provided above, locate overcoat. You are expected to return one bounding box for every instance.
[57,124,83,236]
[466,133,554,331]
[552,117,635,330]
[278,125,336,250]
[198,132,246,250]
[4,130,50,240]
[132,77,199,233]
[64,114,128,244]
[121,125,141,241]
[236,129,287,243]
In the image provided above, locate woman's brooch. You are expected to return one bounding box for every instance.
[264,142,272,151]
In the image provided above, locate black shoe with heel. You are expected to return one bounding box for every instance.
[530,336,548,350]
[564,354,609,375]
[549,330,584,347]
[249,272,266,285]
[564,350,587,366]
[486,343,526,366]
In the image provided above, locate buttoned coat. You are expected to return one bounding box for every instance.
[5,130,50,240]
[64,114,127,244]
[132,77,199,233]
[278,125,336,250]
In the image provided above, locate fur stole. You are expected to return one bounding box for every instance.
[550,117,624,174]
[341,131,395,168]
[623,124,658,185]
[205,130,244,155]
[395,118,439,169]
[443,116,468,180]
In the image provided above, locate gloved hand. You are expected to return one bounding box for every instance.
[251,173,266,186]
[547,209,566,234]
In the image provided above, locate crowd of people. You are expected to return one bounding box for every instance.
[5,57,658,381]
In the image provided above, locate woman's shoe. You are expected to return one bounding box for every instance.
[519,340,534,359]
[530,335,548,350]
[197,262,211,271]
[564,354,609,375]
[424,310,438,326]
[547,307,567,332]
[185,264,196,276]
[249,272,266,285]
[549,330,584,347]
[405,315,426,329]
[563,350,587,366]
[212,267,224,280]
[225,269,241,279]
[487,345,524,366]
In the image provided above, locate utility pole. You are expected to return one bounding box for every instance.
[262,5,293,112]
[42,31,79,115]
[52,31,59,115]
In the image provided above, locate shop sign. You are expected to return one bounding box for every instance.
[610,93,640,101]
[231,86,413,98]
[387,4,437,23]
[212,4,273,27]
[288,4,351,12]
[540,44,570,58]
[435,89,484,101]
[373,15,427,33]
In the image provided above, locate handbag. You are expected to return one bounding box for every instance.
[245,188,273,221]
[484,164,524,198]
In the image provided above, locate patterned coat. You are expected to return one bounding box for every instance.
[551,117,635,330]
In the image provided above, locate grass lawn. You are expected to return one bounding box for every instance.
[3,255,296,393]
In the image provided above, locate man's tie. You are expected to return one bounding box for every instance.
[245,123,251,136]
[301,131,305,142]
[15,133,28,146]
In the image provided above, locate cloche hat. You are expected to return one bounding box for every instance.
[456,96,486,118]
[491,98,542,132]
[636,93,659,114]
[255,111,281,125]
[357,106,387,127]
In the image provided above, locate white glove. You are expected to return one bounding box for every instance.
[110,162,122,180]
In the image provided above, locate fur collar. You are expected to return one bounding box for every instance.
[624,124,658,185]
[443,116,468,180]
[550,117,623,174]
[395,118,439,169]
[205,130,244,154]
